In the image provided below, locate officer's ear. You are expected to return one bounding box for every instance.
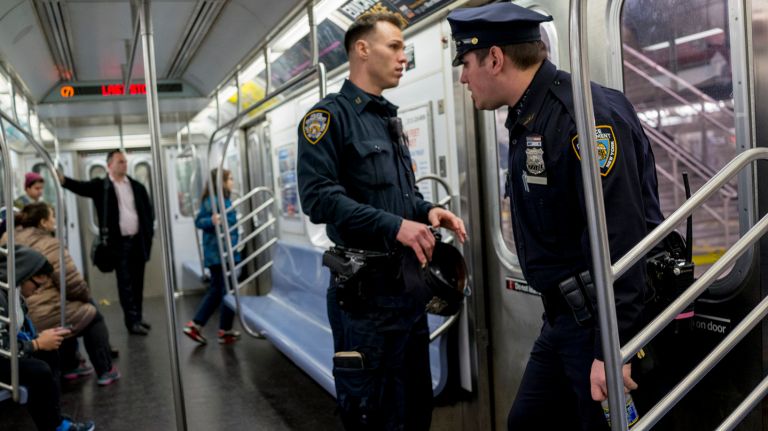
[355,39,370,61]
[488,46,505,74]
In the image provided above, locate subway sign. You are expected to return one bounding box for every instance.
[48,81,187,102]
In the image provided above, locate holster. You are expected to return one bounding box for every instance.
[323,247,397,311]
[558,271,595,326]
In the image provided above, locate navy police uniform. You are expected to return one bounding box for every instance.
[448,4,663,430]
[297,79,435,430]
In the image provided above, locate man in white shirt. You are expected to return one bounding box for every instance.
[59,150,155,335]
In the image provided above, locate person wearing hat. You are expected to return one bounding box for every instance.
[297,11,467,430]
[0,245,95,430]
[13,172,45,210]
[448,3,663,430]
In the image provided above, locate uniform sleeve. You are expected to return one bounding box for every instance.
[297,106,403,242]
[573,123,648,361]
[413,185,434,224]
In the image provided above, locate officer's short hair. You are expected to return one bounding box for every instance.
[472,40,548,70]
[344,12,404,55]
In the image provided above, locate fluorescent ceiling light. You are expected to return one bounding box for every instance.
[272,0,347,52]
[643,28,724,52]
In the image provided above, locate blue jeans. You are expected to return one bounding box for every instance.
[192,264,235,330]
[507,314,609,431]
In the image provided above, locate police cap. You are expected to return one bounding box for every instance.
[447,3,553,66]
[424,241,468,316]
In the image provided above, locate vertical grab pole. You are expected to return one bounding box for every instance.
[569,1,627,430]
[138,1,187,429]
[0,120,17,402]
[308,1,318,67]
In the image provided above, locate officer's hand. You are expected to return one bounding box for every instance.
[590,359,638,401]
[56,170,64,185]
[396,220,435,266]
[427,208,468,244]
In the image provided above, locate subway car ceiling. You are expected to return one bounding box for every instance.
[0,0,312,141]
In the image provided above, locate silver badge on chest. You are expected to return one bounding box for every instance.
[525,135,545,175]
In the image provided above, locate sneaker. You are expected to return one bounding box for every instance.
[62,360,94,380]
[57,419,95,431]
[96,366,121,386]
[218,329,241,345]
[183,321,207,344]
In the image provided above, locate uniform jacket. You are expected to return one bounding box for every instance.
[297,79,433,251]
[504,60,663,358]
[195,196,240,267]
[62,175,154,261]
[1,227,96,334]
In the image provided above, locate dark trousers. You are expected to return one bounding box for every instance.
[507,314,609,431]
[114,235,146,328]
[0,350,62,431]
[192,264,235,330]
[59,311,113,376]
[328,276,433,431]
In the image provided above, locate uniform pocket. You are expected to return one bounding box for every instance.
[350,138,397,186]
[333,365,384,427]
[522,185,557,242]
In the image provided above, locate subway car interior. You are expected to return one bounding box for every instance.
[0,0,767,429]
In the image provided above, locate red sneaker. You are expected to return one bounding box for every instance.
[183,321,207,344]
[217,329,241,345]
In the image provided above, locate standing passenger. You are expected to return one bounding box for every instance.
[183,168,242,345]
[297,12,467,430]
[448,3,663,430]
[58,150,154,335]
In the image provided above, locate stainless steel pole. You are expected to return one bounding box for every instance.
[0,119,17,401]
[138,1,187,429]
[569,1,627,430]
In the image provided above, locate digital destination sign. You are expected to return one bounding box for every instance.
[57,82,183,99]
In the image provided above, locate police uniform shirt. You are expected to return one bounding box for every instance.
[297,79,433,251]
[504,59,663,357]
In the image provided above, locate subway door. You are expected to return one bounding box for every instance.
[24,152,84,272]
[165,146,206,293]
[76,151,163,302]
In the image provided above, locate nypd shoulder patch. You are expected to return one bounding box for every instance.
[302,109,331,144]
[570,124,618,176]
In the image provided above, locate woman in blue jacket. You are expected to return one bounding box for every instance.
[183,168,241,345]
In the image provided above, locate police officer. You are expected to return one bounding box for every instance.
[297,12,467,431]
[448,3,663,430]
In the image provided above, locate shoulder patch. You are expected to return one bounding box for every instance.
[570,124,618,176]
[302,109,331,144]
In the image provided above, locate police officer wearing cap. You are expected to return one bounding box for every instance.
[448,3,663,430]
[297,11,467,430]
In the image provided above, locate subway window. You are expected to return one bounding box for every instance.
[622,0,737,272]
[134,162,152,201]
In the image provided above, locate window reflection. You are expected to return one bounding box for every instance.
[622,0,737,271]
[134,162,152,201]
[175,156,198,218]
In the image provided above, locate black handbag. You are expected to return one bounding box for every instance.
[91,179,115,272]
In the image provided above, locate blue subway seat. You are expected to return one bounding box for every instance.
[224,240,451,397]
[0,386,28,404]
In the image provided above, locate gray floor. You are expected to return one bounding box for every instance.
[0,294,344,430]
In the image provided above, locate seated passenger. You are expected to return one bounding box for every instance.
[14,172,45,210]
[2,203,120,386]
[183,168,242,345]
[0,245,95,431]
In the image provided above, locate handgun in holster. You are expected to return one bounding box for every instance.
[558,271,595,326]
[323,248,368,311]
